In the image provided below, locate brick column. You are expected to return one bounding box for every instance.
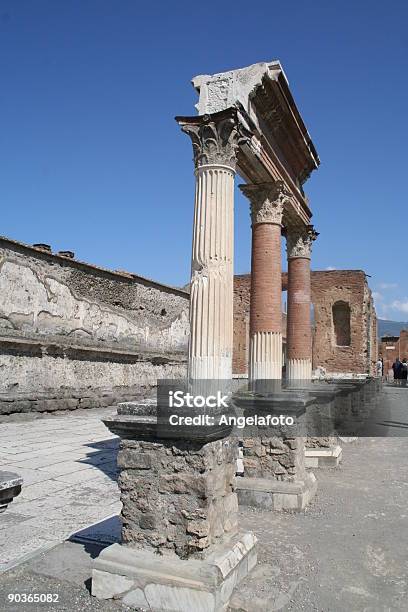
[240,182,291,381]
[177,110,246,380]
[285,227,317,380]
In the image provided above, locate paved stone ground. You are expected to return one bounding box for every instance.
[0,407,121,571]
[233,435,408,611]
[0,388,407,611]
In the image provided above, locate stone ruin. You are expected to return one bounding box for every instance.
[89,61,382,611]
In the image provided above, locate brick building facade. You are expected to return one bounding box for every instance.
[379,330,408,376]
[233,270,377,376]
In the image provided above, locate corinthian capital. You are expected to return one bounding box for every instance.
[286,226,319,259]
[239,181,291,226]
[176,108,250,170]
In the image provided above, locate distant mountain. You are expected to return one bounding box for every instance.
[378,319,408,338]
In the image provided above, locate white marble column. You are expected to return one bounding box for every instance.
[177,110,244,380]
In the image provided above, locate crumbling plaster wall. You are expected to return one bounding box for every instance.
[0,237,189,415]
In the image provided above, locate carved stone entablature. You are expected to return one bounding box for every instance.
[286,226,319,259]
[191,62,320,184]
[175,108,250,170]
[239,181,292,226]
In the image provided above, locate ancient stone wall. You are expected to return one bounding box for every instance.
[233,275,251,375]
[233,271,377,376]
[399,330,408,360]
[0,237,189,416]
[311,270,376,375]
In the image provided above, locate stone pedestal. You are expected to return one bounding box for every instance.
[235,473,316,511]
[304,445,342,468]
[233,392,317,511]
[284,383,342,468]
[93,532,257,611]
[323,379,375,439]
[0,471,23,512]
[92,405,257,611]
[240,182,291,381]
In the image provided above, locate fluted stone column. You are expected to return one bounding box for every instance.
[240,182,291,381]
[177,110,245,380]
[285,227,317,380]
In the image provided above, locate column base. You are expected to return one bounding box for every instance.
[249,331,282,380]
[92,531,257,612]
[286,358,312,381]
[235,473,317,511]
[304,445,342,468]
[188,356,232,380]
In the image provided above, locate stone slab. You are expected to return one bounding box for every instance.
[92,530,257,611]
[235,473,317,511]
[0,470,23,512]
[305,445,342,468]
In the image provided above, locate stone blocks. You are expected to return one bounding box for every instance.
[92,531,257,612]
[233,391,318,510]
[241,436,302,480]
[235,473,317,511]
[92,405,257,610]
[304,445,342,468]
[117,436,239,557]
[0,471,23,512]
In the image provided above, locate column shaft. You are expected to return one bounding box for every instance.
[177,109,245,381]
[249,222,282,380]
[189,164,235,379]
[240,182,290,382]
[286,257,312,379]
[285,227,317,380]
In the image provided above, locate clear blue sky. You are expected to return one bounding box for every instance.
[1,1,407,320]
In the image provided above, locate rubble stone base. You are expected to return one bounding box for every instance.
[235,472,317,511]
[304,445,342,468]
[0,471,23,512]
[92,531,257,612]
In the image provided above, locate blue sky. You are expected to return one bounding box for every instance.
[1,1,407,320]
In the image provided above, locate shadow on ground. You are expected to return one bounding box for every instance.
[77,439,120,481]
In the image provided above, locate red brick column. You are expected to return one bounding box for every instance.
[240,182,291,380]
[286,227,317,380]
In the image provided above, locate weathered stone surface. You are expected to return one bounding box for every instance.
[235,473,317,511]
[117,436,239,558]
[304,445,342,468]
[92,531,257,611]
[0,471,23,512]
[0,237,189,415]
[241,435,306,481]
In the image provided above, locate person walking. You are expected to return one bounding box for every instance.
[401,358,408,387]
[376,357,384,379]
[392,358,402,385]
